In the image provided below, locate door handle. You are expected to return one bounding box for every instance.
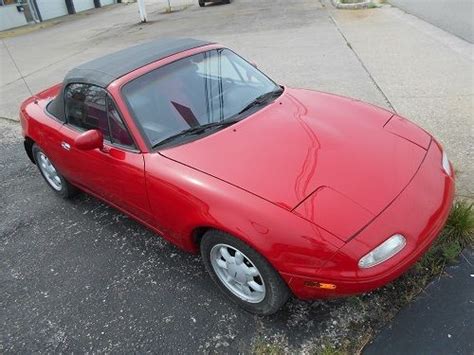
[61,141,71,151]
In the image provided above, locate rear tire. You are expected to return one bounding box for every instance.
[32,144,78,199]
[198,0,205,7]
[201,230,290,315]
[223,0,230,3]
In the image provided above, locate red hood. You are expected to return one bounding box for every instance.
[160,88,429,224]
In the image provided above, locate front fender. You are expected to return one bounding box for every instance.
[144,153,344,277]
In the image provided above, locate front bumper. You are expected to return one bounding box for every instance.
[283,140,455,299]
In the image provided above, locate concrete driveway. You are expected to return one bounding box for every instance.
[1,0,473,352]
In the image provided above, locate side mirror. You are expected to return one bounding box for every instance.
[74,129,103,151]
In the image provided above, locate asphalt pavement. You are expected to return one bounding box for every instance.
[364,249,474,355]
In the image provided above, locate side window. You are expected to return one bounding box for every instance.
[65,83,110,140]
[107,98,135,148]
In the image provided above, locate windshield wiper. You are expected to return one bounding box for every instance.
[238,87,284,115]
[153,119,240,148]
[153,87,283,148]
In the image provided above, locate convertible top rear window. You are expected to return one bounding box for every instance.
[46,101,65,122]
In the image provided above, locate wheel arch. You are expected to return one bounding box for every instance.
[190,225,244,252]
[189,225,280,273]
[24,136,36,164]
[192,226,212,249]
[189,225,260,255]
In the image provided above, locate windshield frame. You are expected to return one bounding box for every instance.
[119,47,281,151]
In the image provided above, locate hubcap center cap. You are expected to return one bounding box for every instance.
[228,264,246,283]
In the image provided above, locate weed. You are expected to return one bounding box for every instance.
[418,200,473,275]
[444,200,474,245]
[252,338,286,355]
[316,344,346,355]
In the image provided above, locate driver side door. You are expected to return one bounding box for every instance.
[55,83,154,226]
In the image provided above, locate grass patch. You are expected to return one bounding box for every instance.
[445,201,474,243]
[416,200,473,276]
[315,343,347,355]
[252,338,286,355]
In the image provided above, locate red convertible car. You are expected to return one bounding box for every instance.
[20,38,455,314]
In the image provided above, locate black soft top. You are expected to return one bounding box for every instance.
[47,38,212,120]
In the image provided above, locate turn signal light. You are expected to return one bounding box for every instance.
[304,281,336,290]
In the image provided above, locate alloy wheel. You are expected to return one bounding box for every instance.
[210,243,266,303]
[37,152,62,191]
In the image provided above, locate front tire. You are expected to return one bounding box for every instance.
[32,144,78,199]
[201,230,290,315]
[198,0,205,7]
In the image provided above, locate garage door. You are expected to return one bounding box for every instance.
[100,0,115,6]
[73,0,95,12]
[36,0,68,20]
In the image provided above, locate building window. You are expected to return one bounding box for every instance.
[0,0,22,6]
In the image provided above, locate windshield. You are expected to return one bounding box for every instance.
[122,48,281,148]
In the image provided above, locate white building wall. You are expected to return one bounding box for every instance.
[100,0,114,6]
[36,0,68,20]
[72,0,95,12]
[0,5,28,31]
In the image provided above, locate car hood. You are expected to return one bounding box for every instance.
[160,88,430,238]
